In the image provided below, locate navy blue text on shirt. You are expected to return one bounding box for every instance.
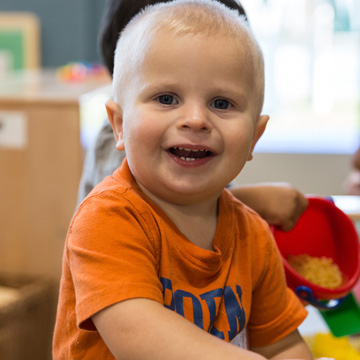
[160,277,246,341]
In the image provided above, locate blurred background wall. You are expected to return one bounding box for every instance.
[0,0,106,67]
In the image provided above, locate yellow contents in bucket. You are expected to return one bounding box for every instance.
[287,254,342,288]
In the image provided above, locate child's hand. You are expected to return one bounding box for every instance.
[342,169,360,195]
[252,183,308,231]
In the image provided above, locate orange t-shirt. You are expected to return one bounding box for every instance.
[53,159,307,359]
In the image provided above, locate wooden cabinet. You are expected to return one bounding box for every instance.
[0,69,111,280]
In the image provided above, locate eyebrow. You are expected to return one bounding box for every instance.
[139,81,178,94]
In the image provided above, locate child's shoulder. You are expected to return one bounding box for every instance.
[78,170,148,218]
[69,171,161,246]
[80,172,129,205]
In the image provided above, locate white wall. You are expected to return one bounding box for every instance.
[235,153,353,196]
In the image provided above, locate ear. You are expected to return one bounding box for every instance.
[105,99,125,151]
[247,114,269,161]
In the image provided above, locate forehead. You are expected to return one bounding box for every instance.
[139,29,255,83]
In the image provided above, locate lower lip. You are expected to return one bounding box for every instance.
[167,151,214,168]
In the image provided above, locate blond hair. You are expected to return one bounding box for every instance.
[113,0,265,115]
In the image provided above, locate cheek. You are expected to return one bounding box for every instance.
[123,113,161,154]
[122,107,144,141]
[227,125,254,153]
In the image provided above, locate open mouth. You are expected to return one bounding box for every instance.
[169,146,212,162]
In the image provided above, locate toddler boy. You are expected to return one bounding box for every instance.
[53,0,313,359]
[79,0,308,233]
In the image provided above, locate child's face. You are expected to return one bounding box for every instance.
[108,31,268,205]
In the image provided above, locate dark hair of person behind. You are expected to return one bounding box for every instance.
[98,0,248,76]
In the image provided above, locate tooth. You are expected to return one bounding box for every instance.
[178,147,184,150]
[180,157,186,160]
[184,148,192,151]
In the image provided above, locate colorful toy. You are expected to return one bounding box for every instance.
[56,62,108,82]
[306,332,360,360]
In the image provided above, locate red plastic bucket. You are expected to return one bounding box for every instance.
[272,197,360,307]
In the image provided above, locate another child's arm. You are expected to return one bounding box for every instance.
[229,183,308,231]
[92,298,313,360]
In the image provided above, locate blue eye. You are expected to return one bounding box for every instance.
[158,95,175,105]
[212,99,230,109]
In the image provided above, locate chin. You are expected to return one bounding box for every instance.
[139,175,226,205]
[165,185,223,205]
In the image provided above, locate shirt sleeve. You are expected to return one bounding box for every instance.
[67,189,164,330]
[247,229,308,347]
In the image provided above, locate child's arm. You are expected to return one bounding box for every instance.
[250,329,313,359]
[93,298,266,360]
[229,183,308,231]
[92,298,313,360]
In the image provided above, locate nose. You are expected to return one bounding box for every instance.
[177,102,212,132]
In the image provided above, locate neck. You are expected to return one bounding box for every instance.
[138,183,220,250]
